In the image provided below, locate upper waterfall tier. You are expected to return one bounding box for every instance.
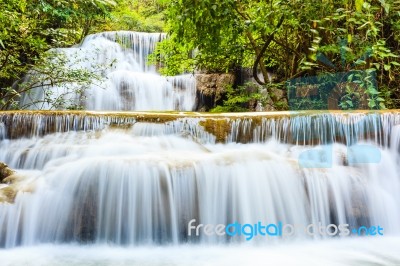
[19,31,196,111]
[82,31,166,72]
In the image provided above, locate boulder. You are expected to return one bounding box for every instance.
[0,162,15,183]
[195,73,235,111]
[0,186,17,203]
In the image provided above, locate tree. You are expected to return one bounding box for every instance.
[301,0,400,109]
[0,0,116,109]
[154,0,400,110]
[96,0,168,32]
[6,50,108,110]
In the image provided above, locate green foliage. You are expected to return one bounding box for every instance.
[304,1,400,109]
[97,0,167,32]
[153,0,302,109]
[286,69,382,111]
[211,84,262,113]
[158,0,400,110]
[346,70,384,109]
[0,0,116,110]
[16,50,109,110]
[152,0,245,75]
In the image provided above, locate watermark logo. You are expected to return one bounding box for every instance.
[188,219,384,241]
[286,39,382,168]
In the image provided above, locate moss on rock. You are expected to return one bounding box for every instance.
[0,186,17,203]
[0,162,15,183]
[199,118,232,143]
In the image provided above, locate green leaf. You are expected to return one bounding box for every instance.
[355,59,366,65]
[346,100,354,107]
[356,0,364,11]
[369,101,376,108]
[368,89,380,95]
[378,0,390,14]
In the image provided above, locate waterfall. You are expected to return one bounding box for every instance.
[19,32,196,111]
[1,111,399,144]
[3,30,400,264]
[1,111,400,250]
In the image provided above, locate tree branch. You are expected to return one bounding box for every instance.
[252,15,285,86]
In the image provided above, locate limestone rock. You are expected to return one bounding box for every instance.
[0,186,17,203]
[0,162,15,183]
[195,73,235,111]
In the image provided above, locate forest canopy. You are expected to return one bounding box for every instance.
[154,0,400,110]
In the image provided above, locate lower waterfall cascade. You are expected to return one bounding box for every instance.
[1,111,400,253]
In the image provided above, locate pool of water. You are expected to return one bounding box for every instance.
[1,237,400,266]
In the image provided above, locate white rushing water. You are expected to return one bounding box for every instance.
[19,32,196,111]
[1,112,400,252]
[1,238,400,266]
[3,29,400,265]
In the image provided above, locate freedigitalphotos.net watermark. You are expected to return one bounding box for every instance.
[188,219,384,241]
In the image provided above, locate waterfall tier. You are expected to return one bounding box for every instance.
[1,110,400,145]
[1,110,400,248]
[19,32,196,111]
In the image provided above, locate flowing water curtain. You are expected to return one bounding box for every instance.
[18,32,197,111]
[1,111,400,246]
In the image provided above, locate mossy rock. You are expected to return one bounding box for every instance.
[0,186,17,203]
[3,174,21,184]
[199,118,232,143]
[0,162,15,183]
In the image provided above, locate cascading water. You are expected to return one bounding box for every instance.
[19,32,196,111]
[2,31,400,265]
[1,110,400,265]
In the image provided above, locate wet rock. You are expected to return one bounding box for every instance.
[257,86,286,112]
[0,162,15,183]
[195,73,235,111]
[0,186,17,203]
[199,118,232,143]
[3,174,22,184]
